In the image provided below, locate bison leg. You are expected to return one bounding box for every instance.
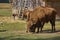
[40,24,44,32]
[13,16,15,20]
[31,26,36,33]
[26,21,31,33]
[21,14,24,20]
[36,27,40,33]
[12,15,16,20]
[33,27,36,33]
[50,19,56,32]
[40,22,45,32]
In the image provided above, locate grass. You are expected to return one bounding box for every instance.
[0,3,12,9]
[0,3,60,40]
[0,34,60,40]
[0,21,60,40]
[0,3,12,17]
[0,21,60,31]
[0,9,12,17]
[0,22,26,31]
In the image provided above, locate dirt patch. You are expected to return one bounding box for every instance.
[0,17,60,35]
[0,17,26,23]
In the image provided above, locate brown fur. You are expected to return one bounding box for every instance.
[22,9,32,20]
[12,13,18,20]
[26,6,57,33]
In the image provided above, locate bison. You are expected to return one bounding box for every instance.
[21,9,29,20]
[26,6,57,33]
[22,9,33,20]
[12,8,18,20]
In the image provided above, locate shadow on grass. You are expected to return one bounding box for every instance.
[0,30,7,32]
[41,29,60,33]
[0,36,60,40]
[0,29,60,33]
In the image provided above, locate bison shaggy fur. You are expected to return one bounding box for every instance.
[26,6,57,33]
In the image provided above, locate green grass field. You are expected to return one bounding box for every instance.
[0,3,12,9]
[0,21,60,40]
[0,3,60,40]
[0,3,12,17]
[0,9,12,17]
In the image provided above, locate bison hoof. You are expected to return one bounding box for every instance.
[21,17,25,20]
[36,32,39,33]
[40,31,43,33]
[26,31,28,33]
[51,31,56,33]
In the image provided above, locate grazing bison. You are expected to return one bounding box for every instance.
[12,13,18,20]
[26,6,57,33]
[22,9,29,20]
[22,9,33,20]
[12,8,18,20]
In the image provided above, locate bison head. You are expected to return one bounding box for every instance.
[26,19,37,33]
[29,24,36,32]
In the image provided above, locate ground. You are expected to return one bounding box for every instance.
[0,19,60,40]
[0,3,60,40]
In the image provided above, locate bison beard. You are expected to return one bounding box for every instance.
[26,6,57,33]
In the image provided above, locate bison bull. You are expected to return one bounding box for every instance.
[26,6,57,33]
[22,9,33,20]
